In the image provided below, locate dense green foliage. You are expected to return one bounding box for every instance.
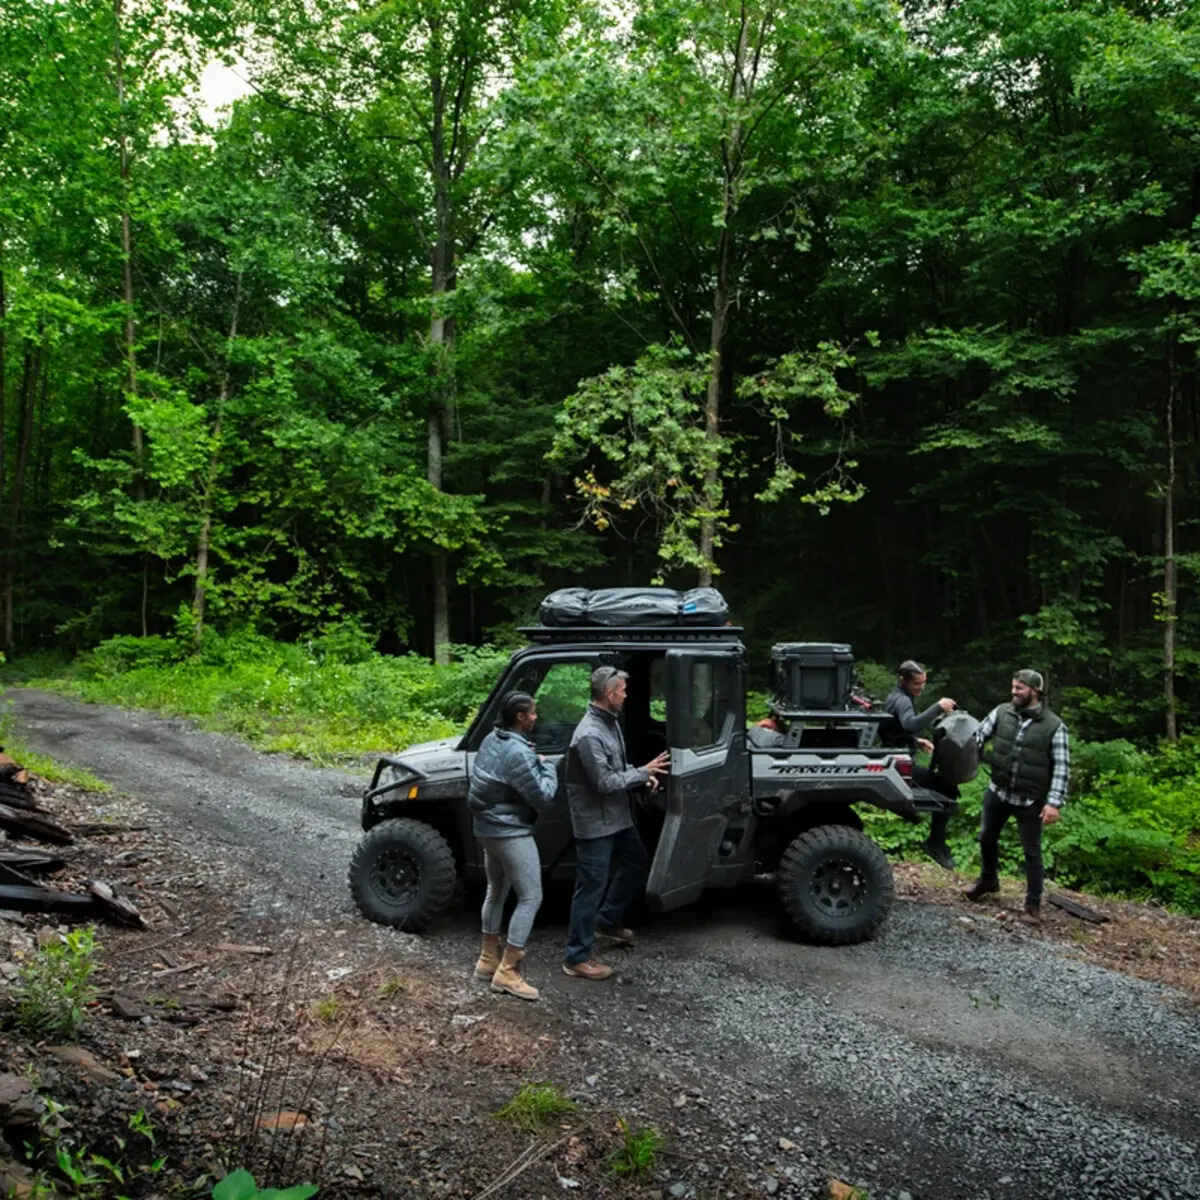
[1,0,1196,743]
[864,735,1200,914]
[2,630,506,762]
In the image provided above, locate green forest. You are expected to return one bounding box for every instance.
[3,0,1200,908]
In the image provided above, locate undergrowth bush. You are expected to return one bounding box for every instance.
[867,736,1200,915]
[11,926,99,1040]
[18,631,514,762]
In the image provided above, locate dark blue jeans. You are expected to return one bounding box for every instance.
[564,825,649,965]
[979,787,1046,905]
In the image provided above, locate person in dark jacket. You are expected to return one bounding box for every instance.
[964,669,1069,927]
[883,660,959,868]
[468,691,560,1000]
[562,666,669,981]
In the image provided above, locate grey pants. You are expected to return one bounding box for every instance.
[479,835,543,949]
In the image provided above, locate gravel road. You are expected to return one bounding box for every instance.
[6,688,1199,1200]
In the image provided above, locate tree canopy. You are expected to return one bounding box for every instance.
[2,0,1197,739]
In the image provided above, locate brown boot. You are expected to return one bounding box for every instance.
[491,946,539,1001]
[474,933,502,979]
[561,959,613,981]
[963,876,999,902]
[1019,903,1042,928]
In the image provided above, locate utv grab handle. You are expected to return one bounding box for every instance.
[364,756,428,804]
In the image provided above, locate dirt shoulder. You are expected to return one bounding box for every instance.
[892,861,1200,1005]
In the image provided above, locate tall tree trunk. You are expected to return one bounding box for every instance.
[113,0,142,471]
[1163,339,1178,743]
[3,341,40,651]
[427,58,454,665]
[0,262,7,650]
[701,231,731,587]
[192,274,242,642]
[699,18,750,587]
[0,261,6,506]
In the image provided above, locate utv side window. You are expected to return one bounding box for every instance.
[690,661,736,748]
[524,661,593,754]
[665,655,737,750]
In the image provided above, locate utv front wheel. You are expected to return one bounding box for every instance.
[349,818,457,931]
[777,825,894,946]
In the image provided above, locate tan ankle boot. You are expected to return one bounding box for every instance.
[491,946,539,1001]
[474,933,503,979]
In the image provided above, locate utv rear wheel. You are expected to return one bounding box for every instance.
[777,825,894,945]
[349,818,457,931]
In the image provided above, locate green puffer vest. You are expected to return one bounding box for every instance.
[989,703,1062,801]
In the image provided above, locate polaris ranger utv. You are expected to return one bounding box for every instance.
[348,592,950,945]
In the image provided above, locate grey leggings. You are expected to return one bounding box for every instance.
[479,835,543,949]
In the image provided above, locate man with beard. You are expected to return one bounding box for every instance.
[964,670,1070,927]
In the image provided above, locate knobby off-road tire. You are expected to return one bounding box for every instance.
[348,818,457,932]
[777,824,895,945]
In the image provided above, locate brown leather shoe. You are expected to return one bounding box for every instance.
[1019,904,1042,928]
[597,925,635,945]
[562,959,614,981]
[963,876,1000,901]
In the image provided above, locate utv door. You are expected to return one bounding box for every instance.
[645,648,746,910]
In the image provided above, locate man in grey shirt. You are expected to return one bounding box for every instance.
[562,666,669,981]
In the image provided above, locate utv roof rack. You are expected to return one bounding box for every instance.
[519,625,743,644]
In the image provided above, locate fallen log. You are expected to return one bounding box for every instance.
[0,804,73,846]
[1048,893,1110,924]
[0,849,67,874]
[0,781,38,811]
[0,863,40,889]
[0,884,94,917]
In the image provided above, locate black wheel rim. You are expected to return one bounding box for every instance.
[809,857,867,918]
[371,847,421,907]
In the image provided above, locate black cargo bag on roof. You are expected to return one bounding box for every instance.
[538,588,590,626]
[680,586,728,624]
[538,586,730,627]
[932,710,981,784]
[586,587,681,625]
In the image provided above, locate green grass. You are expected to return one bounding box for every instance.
[494,1083,578,1133]
[606,1119,664,1178]
[0,737,112,792]
[0,632,512,764]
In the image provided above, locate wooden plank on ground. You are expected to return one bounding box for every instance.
[0,804,73,845]
[0,781,37,811]
[1048,893,1110,924]
[0,884,94,916]
[0,849,67,874]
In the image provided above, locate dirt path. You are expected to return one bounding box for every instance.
[5,687,1199,1200]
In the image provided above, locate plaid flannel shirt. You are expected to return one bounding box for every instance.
[975,705,1070,809]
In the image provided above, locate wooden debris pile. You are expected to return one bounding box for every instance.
[0,751,145,928]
